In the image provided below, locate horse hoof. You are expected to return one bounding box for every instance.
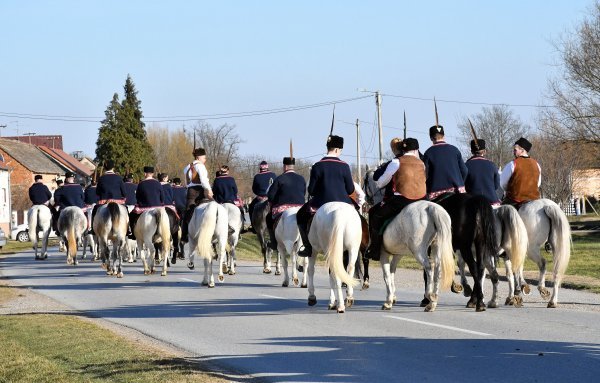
[263,268,271,274]
[144,270,150,275]
[451,281,463,294]
[274,270,281,276]
[362,281,370,290]
[187,262,195,270]
[328,303,337,310]
[117,272,124,278]
[293,277,299,286]
[419,297,430,307]
[301,283,307,288]
[424,303,437,312]
[345,298,354,308]
[282,281,289,287]
[308,296,317,306]
[337,308,345,314]
[488,301,498,309]
[222,264,228,273]
[514,296,524,307]
[522,284,531,295]
[505,297,514,306]
[101,263,108,270]
[171,258,177,265]
[381,303,392,310]
[476,303,487,312]
[161,271,167,276]
[547,301,557,308]
[466,301,476,309]
[463,285,473,297]
[208,282,215,288]
[539,287,551,301]
[218,275,224,282]
[201,281,209,286]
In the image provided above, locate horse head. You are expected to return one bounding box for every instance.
[362,169,384,206]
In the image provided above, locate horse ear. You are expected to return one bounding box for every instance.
[365,164,370,171]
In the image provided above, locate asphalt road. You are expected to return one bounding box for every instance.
[2,247,600,383]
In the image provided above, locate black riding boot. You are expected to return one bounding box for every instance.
[296,204,312,257]
[364,235,382,261]
[266,213,277,250]
[180,206,195,242]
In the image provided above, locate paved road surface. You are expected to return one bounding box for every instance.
[2,248,600,382]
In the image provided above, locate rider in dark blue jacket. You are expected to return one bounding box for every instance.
[172,177,187,216]
[29,175,52,206]
[124,174,137,207]
[52,172,84,232]
[248,161,276,225]
[297,135,355,257]
[129,166,164,238]
[213,167,239,204]
[84,181,98,205]
[91,160,127,234]
[465,139,501,205]
[159,173,174,205]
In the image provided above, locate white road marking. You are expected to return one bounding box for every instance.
[260,294,287,300]
[383,315,492,336]
[179,277,199,283]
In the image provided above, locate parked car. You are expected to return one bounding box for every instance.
[10,223,57,242]
[0,227,7,248]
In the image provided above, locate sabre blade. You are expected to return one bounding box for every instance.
[403,110,407,140]
[434,97,439,128]
[329,104,336,136]
[468,118,480,151]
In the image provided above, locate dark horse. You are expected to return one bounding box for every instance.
[432,193,498,311]
[154,207,182,265]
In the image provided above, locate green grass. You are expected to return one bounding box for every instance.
[0,239,62,255]
[0,284,226,383]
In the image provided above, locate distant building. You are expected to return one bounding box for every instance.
[2,135,63,150]
[38,146,93,184]
[0,167,10,233]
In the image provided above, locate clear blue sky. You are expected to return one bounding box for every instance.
[0,1,592,166]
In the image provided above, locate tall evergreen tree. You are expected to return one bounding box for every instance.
[95,75,155,176]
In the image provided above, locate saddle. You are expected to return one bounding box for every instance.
[430,191,456,204]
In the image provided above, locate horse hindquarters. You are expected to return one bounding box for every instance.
[543,203,571,308]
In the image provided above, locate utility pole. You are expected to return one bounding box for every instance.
[375,91,383,164]
[0,124,6,137]
[23,132,36,144]
[356,119,361,182]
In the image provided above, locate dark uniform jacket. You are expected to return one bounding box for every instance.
[172,185,187,210]
[252,171,276,197]
[465,156,501,204]
[124,182,137,205]
[161,183,174,205]
[268,171,306,207]
[423,141,468,194]
[136,178,164,207]
[54,183,85,209]
[29,183,52,205]
[213,175,238,204]
[84,186,98,205]
[96,172,127,202]
[307,156,355,208]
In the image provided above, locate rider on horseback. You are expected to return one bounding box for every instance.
[296,135,355,257]
[365,138,427,261]
[372,138,403,201]
[248,161,276,230]
[29,175,52,206]
[265,156,307,250]
[172,177,187,221]
[124,173,137,211]
[52,171,85,233]
[91,160,127,233]
[129,166,164,239]
[181,148,213,242]
[423,125,468,202]
[500,137,541,208]
[159,173,174,206]
[464,139,501,207]
[84,179,98,206]
[213,165,246,226]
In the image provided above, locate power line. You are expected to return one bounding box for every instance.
[381,93,554,108]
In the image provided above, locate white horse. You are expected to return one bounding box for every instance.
[455,204,529,308]
[134,207,172,276]
[516,199,571,308]
[379,201,455,312]
[223,203,243,276]
[27,205,53,260]
[57,206,87,266]
[93,202,129,278]
[82,205,98,261]
[306,202,362,313]
[187,201,229,287]
[275,206,307,288]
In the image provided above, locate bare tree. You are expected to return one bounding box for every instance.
[458,105,529,167]
[191,121,244,178]
[147,124,193,181]
[545,1,600,146]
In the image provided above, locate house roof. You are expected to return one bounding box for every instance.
[0,138,66,174]
[38,146,93,177]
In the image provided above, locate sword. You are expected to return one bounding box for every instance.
[329,104,336,136]
[289,139,293,158]
[468,118,480,151]
[403,110,407,140]
[434,97,439,129]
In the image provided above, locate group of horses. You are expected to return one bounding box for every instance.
[26,173,571,314]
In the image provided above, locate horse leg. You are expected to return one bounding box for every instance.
[140,241,150,275]
[345,249,358,309]
[468,243,486,312]
[485,254,500,308]
[171,226,180,265]
[307,254,317,306]
[282,245,290,287]
[328,274,338,311]
[456,251,470,296]
[380,253,394,310]
[116,239,124,278]
[229,248,236,275]
[204,258,215,288]
[528,245,550,300]
[362,253,370,289]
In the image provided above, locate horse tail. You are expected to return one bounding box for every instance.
[475,197,498,264]
[195,203,217,260]
[428,204,454,291]
[325,209,358,288]
[498,205,528,275]
[28,207,38,244]
[67,212,77,260]
[107,202,121,229]
[156,208,171,258]
[543,203,571,279]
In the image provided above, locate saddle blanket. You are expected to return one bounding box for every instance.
[98,198,126,205]
[132,205,179,220]
[271,204,303,217]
